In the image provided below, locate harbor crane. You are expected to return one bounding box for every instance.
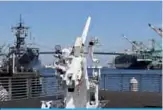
[148,23,162,38]
[121,35,161,53]
[121,35,145,53]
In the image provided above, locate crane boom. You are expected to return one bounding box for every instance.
[122,35,140,51]
[148,23,162,37]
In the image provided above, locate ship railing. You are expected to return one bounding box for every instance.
[0,72,162,102]
[0,75,63,102]
[100,73,162,93]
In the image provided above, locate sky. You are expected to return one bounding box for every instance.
[0,1,162,66]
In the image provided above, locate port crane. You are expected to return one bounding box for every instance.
[121,35,146,53]
[148,23,162,38]
[121,35,161,53]
[42,16,107,108]
[121,34,162,69]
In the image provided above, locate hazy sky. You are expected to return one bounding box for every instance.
[0,1,162,66]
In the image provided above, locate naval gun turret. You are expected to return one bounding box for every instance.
[43,16,107,108]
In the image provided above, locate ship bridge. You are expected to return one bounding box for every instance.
[39,51,126,56]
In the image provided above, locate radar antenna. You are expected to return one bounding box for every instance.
[11,14,29,50]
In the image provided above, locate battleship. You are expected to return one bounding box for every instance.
[0,16,42,101]
[0,15,41,76]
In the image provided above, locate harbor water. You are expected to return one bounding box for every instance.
[40,67,162,96]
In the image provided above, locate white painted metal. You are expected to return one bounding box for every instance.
[12,53,15,74]
[130,77,138,92]
[42,16,104,108]
[81,16,91,44]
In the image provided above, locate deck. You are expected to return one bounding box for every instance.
[0,73,162,108]
[99,90,162,108]
[0,90,162,108]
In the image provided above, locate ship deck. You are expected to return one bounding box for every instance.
[99,90,162,108]
[0,90,162,108]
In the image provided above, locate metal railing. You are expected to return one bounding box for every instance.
[0,75,63,101]
[100,73,162,93]
[0,73,162,101]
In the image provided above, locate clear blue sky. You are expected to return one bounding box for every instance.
[0,1,162,66]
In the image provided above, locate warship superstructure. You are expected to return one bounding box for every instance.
[0,15,40,76]
[0,16,42,101]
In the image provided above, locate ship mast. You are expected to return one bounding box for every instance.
[10,15,29,73]
[11,15,29,54]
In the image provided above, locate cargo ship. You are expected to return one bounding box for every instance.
[114,50,162,70]
[114,54,152,69]
[114,35,162,70]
